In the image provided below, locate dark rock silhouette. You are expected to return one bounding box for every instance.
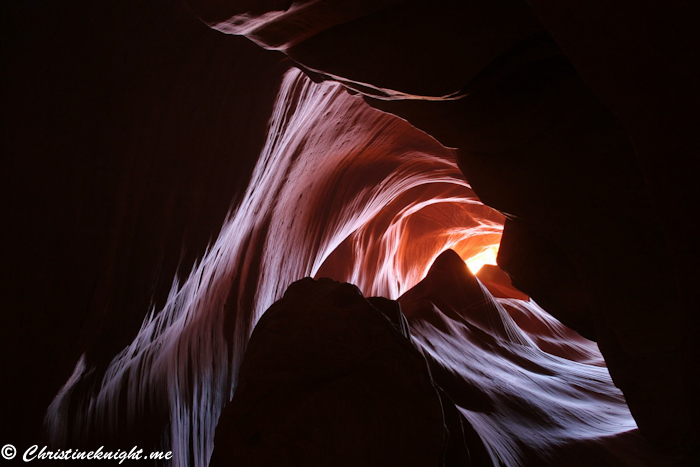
[209,277,464,466]
[212,252,673,466]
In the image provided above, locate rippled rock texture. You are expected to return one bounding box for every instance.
[6,1,698,466]
[189,0,700,460]
[44,69,505,466]
[211,252,669,466]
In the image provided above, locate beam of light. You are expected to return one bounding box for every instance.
[465,244,500,274]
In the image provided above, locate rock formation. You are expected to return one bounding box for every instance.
[188,0,699,459]
[211,251,671,466]
[4,1,698,466]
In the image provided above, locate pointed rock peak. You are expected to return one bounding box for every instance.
[399,249,486,320]
[425,249,480,292]
[428,249,470,275]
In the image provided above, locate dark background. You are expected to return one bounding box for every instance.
[1,0,288,449]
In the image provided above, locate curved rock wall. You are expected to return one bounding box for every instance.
[46,70,504,465]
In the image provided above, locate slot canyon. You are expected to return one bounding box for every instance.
[3,1,699,466]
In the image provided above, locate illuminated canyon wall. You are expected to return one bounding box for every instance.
[43,70,673,466]
[188,0,699,462]
[44,69,505,464]
[3,1,698,466]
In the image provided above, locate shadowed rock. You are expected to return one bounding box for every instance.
[210,277,475,466]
